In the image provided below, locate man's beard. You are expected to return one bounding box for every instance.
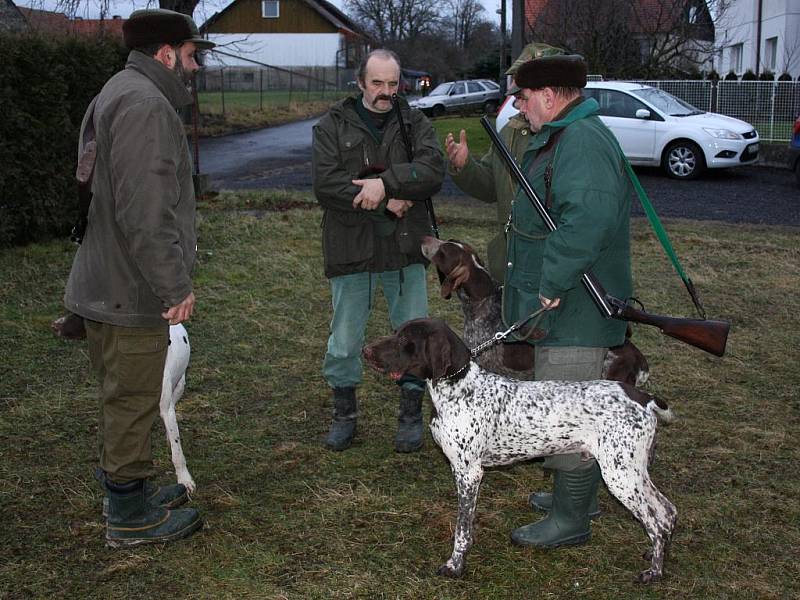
[172,53,193,88]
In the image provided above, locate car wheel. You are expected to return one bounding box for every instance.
[484,100,498,114]
[663,140,705,180]
[432,104,445,118]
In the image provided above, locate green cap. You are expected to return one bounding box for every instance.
[506,42,565,76]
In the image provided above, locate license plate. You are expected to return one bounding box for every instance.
[748,143,759,154]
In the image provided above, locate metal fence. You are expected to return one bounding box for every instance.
[196,63,355,117]
[628,80,800,142]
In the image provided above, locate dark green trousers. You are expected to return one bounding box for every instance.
[85,319,169,483]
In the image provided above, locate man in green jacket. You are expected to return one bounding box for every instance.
[502,55,634,548]
[312,49,445,453]
[445,43,563,282]
[63,9,212,547]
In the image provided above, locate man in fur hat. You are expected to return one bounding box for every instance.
[445,42,564,282]
[501,54,634,549]
[63,8,214,547]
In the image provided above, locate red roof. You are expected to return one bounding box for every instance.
[19,7,124,37]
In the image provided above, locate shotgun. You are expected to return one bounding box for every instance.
[480,116,730,357]
[392,94,440,238]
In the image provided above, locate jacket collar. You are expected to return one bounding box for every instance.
[125,50,193,109]
[525,96,599,153]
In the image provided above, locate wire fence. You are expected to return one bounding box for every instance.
[196,58,355,117]
[628,80,800,142]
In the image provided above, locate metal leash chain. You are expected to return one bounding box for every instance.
[469,307,547,358]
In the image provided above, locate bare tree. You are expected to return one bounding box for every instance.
[345,0,441,44]
[444,0,485,48]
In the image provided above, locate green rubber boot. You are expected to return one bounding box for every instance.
[98,468,188,517]
[394,387,424,453]
[325,387,357,451]
[511,460,601,547]
[105,478,202,548]
[528,487,601,519]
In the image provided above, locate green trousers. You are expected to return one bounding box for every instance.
[535,345,606,471]
[85,319,169,482]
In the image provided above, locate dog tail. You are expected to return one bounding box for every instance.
[648,396,675,424]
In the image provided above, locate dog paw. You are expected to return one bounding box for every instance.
[179,476,196,495]
[636,569,661,584]
[436,561,464,578]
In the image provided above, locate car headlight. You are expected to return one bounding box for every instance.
[702,128,741,140]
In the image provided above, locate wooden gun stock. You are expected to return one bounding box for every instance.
[615,302,730,357]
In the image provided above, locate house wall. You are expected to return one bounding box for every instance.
[716,0,800,78]
[0,0,28,32]
[205,33,342,67]
[205,0,337,34]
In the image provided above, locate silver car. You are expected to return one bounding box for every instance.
[409,79,502,117]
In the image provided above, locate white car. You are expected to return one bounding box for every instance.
[496,81,760,180]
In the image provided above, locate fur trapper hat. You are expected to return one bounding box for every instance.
[123,9,215,50]
[507,55,587,95]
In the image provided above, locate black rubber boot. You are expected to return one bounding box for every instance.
[98,468,188,517]
[511,460,601,547]
[105,478,202,548]
[394,387,424,453]
[325,387,357,451]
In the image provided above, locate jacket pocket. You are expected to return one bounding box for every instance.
[504,266,560,342]
[323,210,374,270]
[117,331,168,395]
[339,135,371,178]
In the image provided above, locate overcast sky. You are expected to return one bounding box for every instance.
[19,0,503,25]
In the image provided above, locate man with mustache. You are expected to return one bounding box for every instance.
[312,49,445,452]
[63,9,212,547]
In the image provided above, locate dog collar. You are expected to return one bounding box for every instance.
[435,361,471,384]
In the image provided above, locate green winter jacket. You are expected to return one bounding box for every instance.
[64,51,197,327]
[450,113,532,282]
[503,97,632,347]
[312,96,445,278]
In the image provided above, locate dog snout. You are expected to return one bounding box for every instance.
[420,236,443,260]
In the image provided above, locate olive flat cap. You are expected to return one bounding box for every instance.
[505,42,565,76]
[123,9,215,50]
[507,54,587,95]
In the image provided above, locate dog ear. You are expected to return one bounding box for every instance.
[440,264,469,299]
[427,329,453,381]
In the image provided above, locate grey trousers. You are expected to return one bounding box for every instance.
[534,345,606,472]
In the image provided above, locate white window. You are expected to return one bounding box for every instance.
[765,37,777,71]
[262,0,279,18]
[729,43,743,73]
[688,6,698,24]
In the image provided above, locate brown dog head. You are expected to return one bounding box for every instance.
[362,318,472,382]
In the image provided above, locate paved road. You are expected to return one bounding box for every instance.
[199,119,799,227]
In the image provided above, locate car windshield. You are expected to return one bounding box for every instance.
[429,83,453,96]
[630,87,704,116]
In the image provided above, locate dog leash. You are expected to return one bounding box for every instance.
[469,307,547,358]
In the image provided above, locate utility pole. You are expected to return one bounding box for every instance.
[511,0,525,61]
[498,0,507,86]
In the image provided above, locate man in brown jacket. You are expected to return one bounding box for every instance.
[63,9,213,547]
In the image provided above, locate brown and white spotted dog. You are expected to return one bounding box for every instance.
[421,236,650,385]
[363,318,677,584]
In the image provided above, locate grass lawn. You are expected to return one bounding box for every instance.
[2,190,799,598]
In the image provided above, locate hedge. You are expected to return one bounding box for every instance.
[0,34,126,246]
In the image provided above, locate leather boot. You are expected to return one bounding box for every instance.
[105,478,202,548]
[511,460,601,547]
[394,387,424,453]
[98,467,188,517]
[325,387,357,451]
